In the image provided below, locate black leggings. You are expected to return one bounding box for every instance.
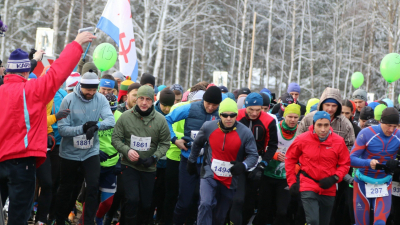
[105,173,124,224]
[55,155,100,225]
[48,146,61,220]
[163,158,180,225]
[254,175,291,225]
[229,172,246,225]
[36,151,53,223]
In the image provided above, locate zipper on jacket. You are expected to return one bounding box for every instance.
[222,134,227,151]
[256,127,259,140]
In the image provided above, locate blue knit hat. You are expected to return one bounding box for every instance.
[6,49,31,73]
[28,73,37,79]
[287,83,301,94]
[226,92,235,101]
[245,93,263,107]
[219,85,228,93]
[260,88,272,96]
[313,111,331,123]
[170,84,184,94]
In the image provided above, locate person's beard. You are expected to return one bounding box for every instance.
[84,93,94,100]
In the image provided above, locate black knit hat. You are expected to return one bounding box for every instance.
[260,93,271,108]
[360,106,374,120]
[203,86,222,104]
[280,93,294,105]
[381,108,400,125]
[159,89,175,106]
[127,83,141,94]
[140,73,155,87]
[238,87,251,96]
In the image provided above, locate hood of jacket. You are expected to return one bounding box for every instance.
[317,87,342,118]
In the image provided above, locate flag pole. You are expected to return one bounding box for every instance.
[82,28,98,62]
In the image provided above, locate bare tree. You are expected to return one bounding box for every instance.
[64,0,75,47]
[53,0,60,55]
[237,0,248,88]
[153,0,170,83]
[288,0,296,83]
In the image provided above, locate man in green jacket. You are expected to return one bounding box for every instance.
[112,85,171,224]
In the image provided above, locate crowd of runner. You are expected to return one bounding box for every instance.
[1,32,400,225]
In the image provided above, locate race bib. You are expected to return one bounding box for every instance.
[211,159,233,177]
[365,183,389,198]
[191,130,199,140]
[73,135,93,149]
[130,135,151,151]
[277,146,288,154]
[392,181,400,197]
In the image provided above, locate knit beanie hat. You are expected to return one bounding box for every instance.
[82,62,99,76]
[352,89,367,102]
[306,98,320,115]
[281,93,295,105]
[203,86,222,104]
[66,72,81,90]
[322,98,340,106]
[207,83,216,89]
[368,102,379,110]
[226,92,235,101]
[127,83,141,94]
[238,87,251,96]
[159,89,175,106]
[137,85,155,102]
[170,84,184,94]
[80,72,100,89]
[112,71,125,81]
[219,85,228,93]
[6,49,31,73]
[284,104,301,117]
[245,93,263,107]
[118,80,134,102]
[260,88,272,96]
[380,108,400,125]
[374,104,387,121]
[140,73,155,87]
[260,93,271,108]
[360,106,374,120]
[219,98,238,114]
[313,111,330,123]
[158,85,167,92]
[287,82,301,94]
[382,98,394,108]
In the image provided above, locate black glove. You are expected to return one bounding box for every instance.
[230,161,246,176]
[248,164,264,180]
[47,134,55,150]
[29,48,36,60]
[86,125,98,140]
[99,151,109,162]
[187,160,198,175]
[55,109,70,121]
[319,175,337,189]
[289,182,300,196]
[114,159,122,175]
[386,159,399,171]
[83,121,98,133]
[136,158,144,166]
[141,156,156,168]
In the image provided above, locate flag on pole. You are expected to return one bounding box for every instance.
[97,0,139,81]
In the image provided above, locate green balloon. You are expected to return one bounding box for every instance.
[351,72,364,88]
[380,53,400,84]
[93,43,118,72]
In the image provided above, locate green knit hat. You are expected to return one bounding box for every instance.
[120,80,134,91]
[284,103,301,117]
[219,98,238,115]
[374,104,387,121]
[137,85,155,102]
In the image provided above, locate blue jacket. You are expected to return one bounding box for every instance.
[165,100,219,162]
[58,84,115,161]
[52,89,68,145]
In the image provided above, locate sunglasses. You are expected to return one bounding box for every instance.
[220,113,237,118]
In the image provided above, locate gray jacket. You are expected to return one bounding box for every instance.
[58,84,115,161]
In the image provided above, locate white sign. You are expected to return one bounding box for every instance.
[35,28,54,57]
[130,135,151,151]
[213,71,228,87]
[211,159,233,177]
[365,183,389,198]
[73,135,93,149]
[367,93,375,103]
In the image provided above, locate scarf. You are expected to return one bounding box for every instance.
[218,120,237,133]
[135,105,154,117]
[279,120,297,140]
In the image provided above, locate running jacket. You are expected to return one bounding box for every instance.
[0,41,83,167]
[236,108,278,162]
[350,125,400,179]
[165,100,219,161]
[286,125,350,196]
[188,120,258,189]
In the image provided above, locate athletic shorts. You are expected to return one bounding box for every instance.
[99,166,117,193]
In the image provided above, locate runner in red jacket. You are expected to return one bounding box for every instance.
[285,111,350,225]
[0,31,95,225]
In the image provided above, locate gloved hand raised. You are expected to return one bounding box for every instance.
[55,109,70,121]
[230,161,246,176]
[83,121,98,133]
[86,125,98,140]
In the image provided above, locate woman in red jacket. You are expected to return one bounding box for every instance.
[285,111,350,225]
